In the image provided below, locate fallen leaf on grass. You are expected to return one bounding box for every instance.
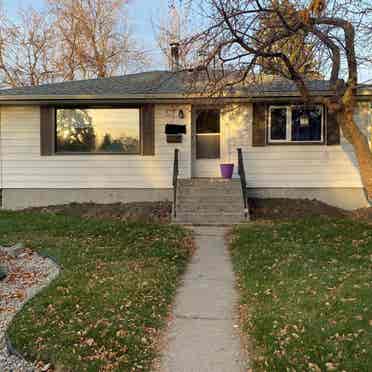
[85,338,95,346]
[116,329,127,338]
[326,362,338,371]
[308,362,321,372]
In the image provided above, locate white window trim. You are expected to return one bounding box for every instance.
[268,104,324,144]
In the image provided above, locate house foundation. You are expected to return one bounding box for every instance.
[1,187,369,211]
[1,188,173,210]
[247,187,369,210]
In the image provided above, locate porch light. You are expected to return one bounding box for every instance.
[178,109,185,119]
[300,113,310,126]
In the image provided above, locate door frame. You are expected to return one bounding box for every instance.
[191,105,222,178]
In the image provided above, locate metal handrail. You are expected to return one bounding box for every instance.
[172,149,179,218]
[237,148,249,219]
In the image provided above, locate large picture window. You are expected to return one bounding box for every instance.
[269,105,324,143]
[56,108,140,154]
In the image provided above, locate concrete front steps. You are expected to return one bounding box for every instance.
[173,178,249,225]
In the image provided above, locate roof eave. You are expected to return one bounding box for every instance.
[0,90,342,104]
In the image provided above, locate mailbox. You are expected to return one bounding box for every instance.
[165,124,186,143]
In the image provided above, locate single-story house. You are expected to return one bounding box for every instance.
[0,70,371,214]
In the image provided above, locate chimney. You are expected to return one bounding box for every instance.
[170,42,180,72]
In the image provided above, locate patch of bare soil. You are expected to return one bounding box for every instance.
[248,198,372,221]
[26,201,172,223]
[351,206,372,221]
[24,199,372,223]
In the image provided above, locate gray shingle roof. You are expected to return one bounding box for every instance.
[0,71,186,97]
[242,79,333,93]
[0,70,369,99]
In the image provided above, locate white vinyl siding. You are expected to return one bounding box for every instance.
[0,102,370,190]
[0,105,191,189]
[268,105,324,143]
[221,103,369,188]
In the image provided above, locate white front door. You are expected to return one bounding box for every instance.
[192,108,221,177]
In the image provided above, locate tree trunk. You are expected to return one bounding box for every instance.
[339,109,372,203]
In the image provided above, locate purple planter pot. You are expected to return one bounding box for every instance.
[220,163,234,179]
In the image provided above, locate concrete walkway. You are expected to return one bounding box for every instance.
[160,226,247,372]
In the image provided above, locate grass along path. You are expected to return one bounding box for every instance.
[231,218,372,371]
[1,211,193,371]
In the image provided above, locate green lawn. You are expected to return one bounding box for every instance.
[231,218,372,371]
[2,210,193,371]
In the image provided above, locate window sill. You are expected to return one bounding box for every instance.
[53,152,142,156]
[267,141,325,146]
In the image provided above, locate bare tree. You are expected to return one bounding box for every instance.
[0,7,58,87]
[48,0,148,79]
[47,1,84,81]
[185,0,372,201]
[0,0,148,87]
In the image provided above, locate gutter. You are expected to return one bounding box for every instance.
[0,88,369,105]
[0,90,341,106]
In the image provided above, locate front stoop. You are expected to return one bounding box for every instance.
[173,178,250,225]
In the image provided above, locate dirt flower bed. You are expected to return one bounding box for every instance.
[26,201,172,223]
[352,206,372,221]
[23,198,372,224]
[248,198,372,221]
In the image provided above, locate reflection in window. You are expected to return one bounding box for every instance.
[292,106,322,141]
[196,109,220,159]
[56,108,140,153]
[270,107,287,141]
[269,105,323,143]
[196,110,220,133]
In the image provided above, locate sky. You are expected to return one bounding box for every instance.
[2,0,372,83]
[3,0,170,69]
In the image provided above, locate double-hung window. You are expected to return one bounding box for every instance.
[268,105,324,143]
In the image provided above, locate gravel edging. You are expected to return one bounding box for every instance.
[0,248,60,372]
